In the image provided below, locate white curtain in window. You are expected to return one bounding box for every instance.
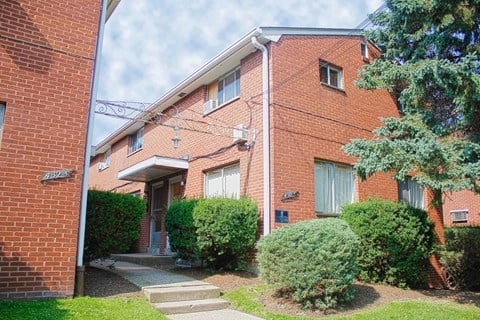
[205,169,222,197]
[408,178,424,209]
[334,165,354,213]
[224,164,240,199]
[315,162,331,213]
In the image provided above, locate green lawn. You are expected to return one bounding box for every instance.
[0,297,168,320]
[224,285,480,320]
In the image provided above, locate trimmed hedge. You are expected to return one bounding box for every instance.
[340,199,435,288]
[438,226,480,291]
[256,218,360,310]
[165,199,199,261]
[193,197,258,270]
[85,190,146,262]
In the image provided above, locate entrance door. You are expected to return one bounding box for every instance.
[149,182,163,255]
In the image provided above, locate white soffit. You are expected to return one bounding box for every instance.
[118,156,188,182]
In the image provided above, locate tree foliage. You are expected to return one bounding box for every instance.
[344,0,480,194]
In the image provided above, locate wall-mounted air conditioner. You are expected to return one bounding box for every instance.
[233,124,248,144]
[98,162,109,171]
[451,209,468,223]
[203,100,217,114]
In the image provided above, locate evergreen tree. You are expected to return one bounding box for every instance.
[344,0,480,198]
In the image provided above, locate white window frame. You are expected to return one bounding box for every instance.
[129,127,144,154]
[320,61,343,89]
[103,148,111,167]
[398,177,425,209]
[361,42,369,59]
[217,68,240,106]
[204,163,240,199]
[314,161,354,215]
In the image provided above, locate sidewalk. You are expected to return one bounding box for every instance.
[90,259,263,320]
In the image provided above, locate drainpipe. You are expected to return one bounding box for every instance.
[75,0,107,296]
[251,36,271,235]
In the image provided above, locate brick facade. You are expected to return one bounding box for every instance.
[89,29,477,287]
[89,30,403,252]
[0,0,103,299]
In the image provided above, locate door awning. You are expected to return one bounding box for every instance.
[118,156,188,182]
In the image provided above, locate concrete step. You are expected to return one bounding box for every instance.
[153,298,230,315]
[144,283,221,303]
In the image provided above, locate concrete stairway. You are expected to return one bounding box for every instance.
[143,280,230,315]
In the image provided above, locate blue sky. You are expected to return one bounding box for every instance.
[93,0,383,145]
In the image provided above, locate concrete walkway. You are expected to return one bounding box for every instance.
[90,259,264,320]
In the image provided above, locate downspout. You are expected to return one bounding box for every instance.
[75,0,107,296]
[251,36,271,235]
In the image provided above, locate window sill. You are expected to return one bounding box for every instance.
[127,148,143,157]
[204,96,240,116]
[320,82,346,94]
[315,212,339,217]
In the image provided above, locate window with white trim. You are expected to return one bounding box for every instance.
[204,163,240,199]
[315,161,354,214]
[0,103,5,144]
[97,148,111,171]
[205,68,240,113]
[361,42,368,59]
[129,127,144,154]
[398,177,424,209]
[320,61,343,89]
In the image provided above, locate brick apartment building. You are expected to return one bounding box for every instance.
[90,27,429,251]
[89,27,479,281]
[0,0,119,299]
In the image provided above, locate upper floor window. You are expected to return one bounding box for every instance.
[361,42,368,59]
[0,103,5,144]
[204,163,240,199]
[129,127,144,154]
[398,177,424,209]
[320,60,343,89]
[97,148,111,171]
[204,68,240,114]
[315,161,354,215]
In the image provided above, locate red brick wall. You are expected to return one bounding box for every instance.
[268,35,400,229]
[443,190,480,227]
[89,35,404,244]
[0,0,101,299]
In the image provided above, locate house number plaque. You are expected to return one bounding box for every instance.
[41,169,74,182]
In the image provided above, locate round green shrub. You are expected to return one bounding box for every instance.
[193,197,258,270]
[340,199,435,288]
[438,226,480,291]
[256,218,359,310]
[165,199,199,261]
[85,190,146,262]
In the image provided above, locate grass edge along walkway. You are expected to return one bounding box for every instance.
[0,296,168,320]
[223,285,480,320]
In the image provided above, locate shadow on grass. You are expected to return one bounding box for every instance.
[0,299,69,320]
[419,289,480,307]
